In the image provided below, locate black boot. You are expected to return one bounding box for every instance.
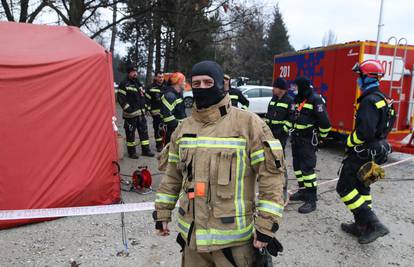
[156,142,163,153]
[358,220,390,244]
[142,147,155,157]
[298,201,316,214]
[341,222,361,237]
[127,147,138,159]
[289,190,306,201]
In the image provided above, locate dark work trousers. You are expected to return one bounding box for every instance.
[164,126,176,145]
[291,135,318,201]
[124,114,150,155]
[336,149,387,225]
[152,114,163,147]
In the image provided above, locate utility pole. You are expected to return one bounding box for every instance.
[375,0,385,59]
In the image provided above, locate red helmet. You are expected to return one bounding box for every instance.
[352,59,384,78]
[169,72,186,85]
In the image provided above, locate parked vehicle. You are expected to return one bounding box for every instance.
[238,85,273,115]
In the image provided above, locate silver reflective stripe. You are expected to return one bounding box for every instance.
[177,137,246,149]
[257,200,283,217]
[235,149,246,228]
[196,224,253,246]
[267,140,282,150]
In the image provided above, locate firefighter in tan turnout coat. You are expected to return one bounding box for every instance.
[153,61,285,266]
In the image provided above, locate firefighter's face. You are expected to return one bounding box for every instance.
[191,75,215,89]
[291,84,298,95]
[129,70,138,79]
[156,73,164,84]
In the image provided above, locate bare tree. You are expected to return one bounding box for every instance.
[322,29,338,46]
[0,0,47,23]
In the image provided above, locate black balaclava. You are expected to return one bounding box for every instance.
[191,60,226,109]
[294,76,313,102]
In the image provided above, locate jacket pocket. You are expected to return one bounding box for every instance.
[216,151,235,199]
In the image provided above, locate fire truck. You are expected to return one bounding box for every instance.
[273,39,414,154]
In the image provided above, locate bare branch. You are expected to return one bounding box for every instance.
[1,0,15,21]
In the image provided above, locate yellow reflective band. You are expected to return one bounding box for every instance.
[375,100,386,109]
[285,121,292,127]
[145,93,152,99]
[241,105,248,110]
[270,101,276,106]
[390,109,395,115]
[164,115,175,122]
[177,137,247,149]
[303,173,316,180]
[141,140,150,145]
[151,109,161,113]
[264,118,270,123]
[346,135,354,147]
[361,195,372,201]
[368,204,372,208]
[267,140,282,150]
[294,124,313,130]
[294,170,302,176]
[123,103,130,110]
[257,200,283,217]
[230,95,239,100]
[341,189,358,202]
[319,127,331,133]
[320,133,328,138]
[161,96,175,111]
[150,88,161,93]
[126,86,138,92]
[283,125,289,133]
[235,149,247,228]
[155,193,178,204]
[177,217,190,238]
[126,141,137,147]
[352,131,364,144]
[276,102,288,108]
[303,103,313,109]
[250,149,265,165]
[155,137,163,142]
[196,224,253,246]
[168,153,179,163]
[304,181,318,188]
[271,120,285,125]
[124,109,143,116]
[117,89,127,95]
[347,197,365,210]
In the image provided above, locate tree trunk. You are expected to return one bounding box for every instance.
[164,28,172,71]
[19,0,29,22]
[1,0,15,21]
[154,10,162,72]
[145,14,155,85]
[109,2,117,54]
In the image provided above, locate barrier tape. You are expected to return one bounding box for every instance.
[0,202,155,221]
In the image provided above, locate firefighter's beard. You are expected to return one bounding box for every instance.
[192,86,225,109]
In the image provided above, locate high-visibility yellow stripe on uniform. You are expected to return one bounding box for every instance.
[178,217,190,239]
[141,140,150,145]
[168,153,179,163]
[161,96,175,111]
[341,189,366,210]
[177,137,247,149]
[150,88,161,93]
[126,86,138,92]
[235,149,247,228]
[126,141,137,147]
[303,103,313,110]
[294,123,313,130]
[257,200,283,217]
[145,93,152,99]
[117,89,127,95]
[241,105,248,110]
[250,149,265,165]
[123,103,130,110]
[196,224,253,246]
[267,140,282,151]
[347,197,365,210]
[155,193,178,205]
[269,101,276,106]
[276,102,288,108]
[341,189,358,202]
[230,95,239,100]
[303,173,317,188]
[271,120,285,125]
[163,115,175,122]
[375,100,386,109]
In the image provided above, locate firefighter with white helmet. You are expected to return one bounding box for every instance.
[337,59,395,244]
[154,60,285,266]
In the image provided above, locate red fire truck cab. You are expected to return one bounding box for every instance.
[273,40,414,154]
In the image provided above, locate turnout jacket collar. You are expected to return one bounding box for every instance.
[192,94,232,124]
[357,86,383,103]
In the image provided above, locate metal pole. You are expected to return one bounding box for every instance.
[375,0,385,59]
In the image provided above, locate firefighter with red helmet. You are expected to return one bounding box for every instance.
[154,61,285,266]
[336,59,394,244]
[117,65,155,159]
[224,74,249,110]
[145,71,166,152]
[160,72,187,144]
[289,76,331,213]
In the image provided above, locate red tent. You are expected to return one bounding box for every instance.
[0,22,120,229]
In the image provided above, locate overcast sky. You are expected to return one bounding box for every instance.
[263,0,413,50]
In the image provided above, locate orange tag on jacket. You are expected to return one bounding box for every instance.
[195,182,206,197]
[188,192,195,199]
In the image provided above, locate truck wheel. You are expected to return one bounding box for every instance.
[184,97,193,108]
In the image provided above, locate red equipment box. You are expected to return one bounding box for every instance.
[273,40,414,154]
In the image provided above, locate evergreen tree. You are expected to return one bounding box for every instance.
[266,4,294,55]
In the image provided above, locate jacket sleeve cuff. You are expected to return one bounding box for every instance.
[155,209,172,222]
[256,230,273,243]
[255,216,279,238]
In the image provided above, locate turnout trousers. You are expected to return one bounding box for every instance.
[291,135,318,201]
[123,115,150,155]
[181,242,258,267]
[151,114,163,148]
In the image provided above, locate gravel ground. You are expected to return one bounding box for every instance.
[1,106,413,267]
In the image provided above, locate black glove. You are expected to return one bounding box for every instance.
[152,211,163,230]
[267,238,283,257]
